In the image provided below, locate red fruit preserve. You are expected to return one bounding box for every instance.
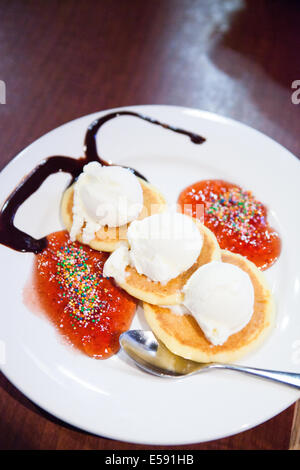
[178,180,281,270]
[31,231,136,358]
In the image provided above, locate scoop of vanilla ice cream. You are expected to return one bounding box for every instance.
[126,212,203,284]
[183,261,254,345]
[70,162,143,243]
[103,212,203,284]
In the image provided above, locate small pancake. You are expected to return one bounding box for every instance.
[116,222,221,305]
[144,250,275,362]
[61,178,166,252]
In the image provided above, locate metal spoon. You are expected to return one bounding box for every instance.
[119,330,300,388]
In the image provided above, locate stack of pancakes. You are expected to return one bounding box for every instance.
[61,180,275,363]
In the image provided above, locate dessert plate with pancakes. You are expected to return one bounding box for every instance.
[0,105,299,444]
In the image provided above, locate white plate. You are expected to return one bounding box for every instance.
[0,105,300,445]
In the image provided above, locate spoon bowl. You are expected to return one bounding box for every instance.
[120,330,300,388]
[120,329,209,377]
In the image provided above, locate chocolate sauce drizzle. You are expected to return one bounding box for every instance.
[0,111,206,253]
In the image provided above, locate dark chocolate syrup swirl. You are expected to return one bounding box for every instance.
[0,111,206,253]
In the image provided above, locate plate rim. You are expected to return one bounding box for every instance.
[1,103,299,178]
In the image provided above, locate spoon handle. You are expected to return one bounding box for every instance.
[215,364,300,389]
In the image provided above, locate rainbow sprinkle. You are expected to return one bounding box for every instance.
[55,243,105,330]
[205,187,265,239]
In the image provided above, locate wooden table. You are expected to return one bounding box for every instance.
[0,0,299,450]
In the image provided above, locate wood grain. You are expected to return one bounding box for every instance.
[0,0,299,450]
[290,401,300,450]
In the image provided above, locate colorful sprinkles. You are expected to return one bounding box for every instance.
[178,180,281,270]
[55,243,105,330]
[34,231,136,358]
[204,186,265,241]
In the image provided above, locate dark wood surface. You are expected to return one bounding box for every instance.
[0,0,299,450]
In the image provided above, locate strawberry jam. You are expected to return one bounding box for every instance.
[178,180,281,270]
[31,230,136,358]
